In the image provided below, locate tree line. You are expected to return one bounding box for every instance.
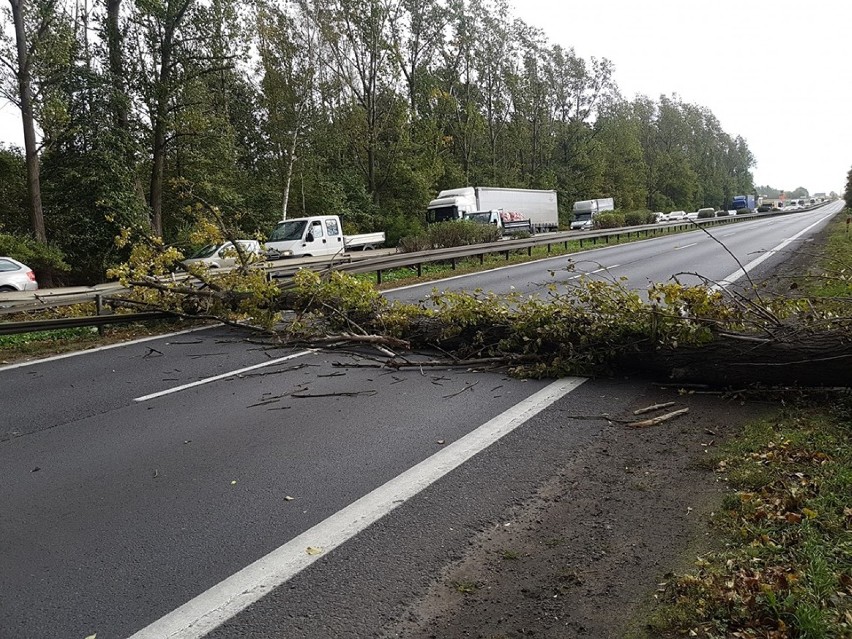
[0,0,756,284]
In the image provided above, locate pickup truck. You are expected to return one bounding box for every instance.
[266,215,385,258]
[463,210,533,235]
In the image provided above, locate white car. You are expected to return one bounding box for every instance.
[653,212,667,223]
[0,257,38,292]
[685,212,699,220]
[667,210,687,221]
[181,240,263,269]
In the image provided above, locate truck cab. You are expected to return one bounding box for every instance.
[463,210,533,235]
[426,187,478,223]
[266,215,344,258]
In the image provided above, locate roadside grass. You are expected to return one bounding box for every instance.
[803,211,852,298]
[637,399,852,638]
[633,213,852,638]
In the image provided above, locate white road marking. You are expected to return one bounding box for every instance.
[674,242,697,250]
[126,377,586,639]
[712,212,836,291]
[133,351,313,402]
[567,264,619,280]
[592,264,619,273]
[0,325,213,372]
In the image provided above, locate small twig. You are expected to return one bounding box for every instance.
[627,408,690,429]
[443,381,479,399]
[632,401,676,415]
[291,390,378,398]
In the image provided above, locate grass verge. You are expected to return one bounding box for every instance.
[633,211,852,638]
[638,399,852,638]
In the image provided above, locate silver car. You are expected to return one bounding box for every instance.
[0,257,39,291]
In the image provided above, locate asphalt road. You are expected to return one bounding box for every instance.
[0,203,841,638]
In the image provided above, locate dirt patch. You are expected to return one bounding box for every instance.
[384,390,773,639]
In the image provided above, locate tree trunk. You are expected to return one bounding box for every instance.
[9,0,47,245]
[281,125,299,221]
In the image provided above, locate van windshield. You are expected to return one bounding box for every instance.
[269,220,307,242]
[188,244,221,259]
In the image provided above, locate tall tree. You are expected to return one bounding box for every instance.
[0,0,72,245]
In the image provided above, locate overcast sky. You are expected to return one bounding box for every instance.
[0,0,848,195]
[517,0,850,195]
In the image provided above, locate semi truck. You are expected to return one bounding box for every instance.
[570,198,615,230]
[426,187,559,232]
[265,215,385,258]
[730,195,756,212]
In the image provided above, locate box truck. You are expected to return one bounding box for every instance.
[570,198,615,230]
[426,187,559,232]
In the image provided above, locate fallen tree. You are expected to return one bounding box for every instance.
[108,211,852,388]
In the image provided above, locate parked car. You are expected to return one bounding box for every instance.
[180,240,263,269]
[0,257,38,291]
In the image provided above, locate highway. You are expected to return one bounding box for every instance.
[0,203,841,638]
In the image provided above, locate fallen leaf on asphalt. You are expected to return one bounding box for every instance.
[437,440,445,445]
[284,496,295,501]
[84,634,97,639]
[230,480,237,485]
[306,546,323,555]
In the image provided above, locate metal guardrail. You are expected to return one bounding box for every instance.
[0,203,834,336]
[0,311,173,335]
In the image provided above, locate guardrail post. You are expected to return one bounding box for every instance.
[95,294,104,336]
[377,270,383,284]
[547,243,551,254]
[479,254,484,265]
[451,258,456,270]
[504,251,510,261]
[527,246,532,257]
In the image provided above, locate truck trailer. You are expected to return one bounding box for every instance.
[426,187,559,232]
[730,195,756,212]
[570,198,615,230]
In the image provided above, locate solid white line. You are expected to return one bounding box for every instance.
[712,212,836,291]
[0,325,213,373]
[126,377,586,639]
[133,351,312,402]
[674,242,697,250]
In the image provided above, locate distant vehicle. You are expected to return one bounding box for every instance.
[757,205,772,213]
[571,198,615,230]
[463,210,533,235]
[427,187,559,232]
[266,215,385,258]
[685,212,699,220]
[653,211,667,223]
[696,207,716,219]
[0,257,38,291]
[667,210,687,221]
[181,240,263,269]
[730,195,756,212]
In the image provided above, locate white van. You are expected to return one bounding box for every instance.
[181,240,262,269]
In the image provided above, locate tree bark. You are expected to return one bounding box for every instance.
[9,0,47,245]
